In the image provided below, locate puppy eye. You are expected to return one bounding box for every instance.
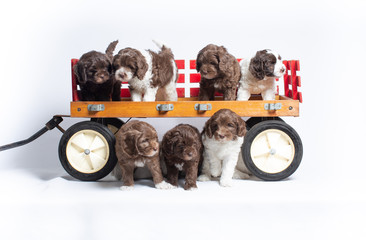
[141,138,148,143]
[227,123,234,128]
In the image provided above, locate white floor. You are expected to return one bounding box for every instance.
[1,161,365,240]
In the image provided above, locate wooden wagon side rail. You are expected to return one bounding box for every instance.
[70,95,299,118]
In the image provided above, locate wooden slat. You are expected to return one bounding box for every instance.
[70,96,299,118]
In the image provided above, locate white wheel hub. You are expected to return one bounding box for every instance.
[250,129,295,174]
[66,129,110,173]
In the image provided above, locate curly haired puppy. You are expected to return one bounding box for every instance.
[237,49,286,101]
[196,44,241,100]
[74,40,121,101]
[198,109,250,187]
[115,120,174,190]
[161,124,203,190]
[113,40,178,102]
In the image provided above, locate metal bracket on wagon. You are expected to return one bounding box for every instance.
[156,104,174,111]
[264,103,282,111]
[88,104,105,112]
[194,103,212,111]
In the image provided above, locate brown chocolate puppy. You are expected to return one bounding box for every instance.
[161,124,203,190]
[74,40,121,101]
[115,120,174,190]
[196,44,241,100]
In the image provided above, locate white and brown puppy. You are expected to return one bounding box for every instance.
[115,120,174,190]
[198,109,250,187]
[112,41,178,102]
[237,50,286,101]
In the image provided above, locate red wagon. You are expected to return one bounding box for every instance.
[1,58,303,182]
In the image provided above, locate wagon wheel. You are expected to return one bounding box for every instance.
[91,118,124,135]
[245,117,284,130]
[242,120,303,181]
[58,121,117,181]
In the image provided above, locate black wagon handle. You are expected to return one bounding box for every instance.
[0,116,64,152]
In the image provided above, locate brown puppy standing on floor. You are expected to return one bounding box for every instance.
[161,124,203,190]
[196,44,241,100]
[115,120,174,190]
[74,40,121,101]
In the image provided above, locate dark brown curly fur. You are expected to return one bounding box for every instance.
[161,124,203,190]
[115,120,164,187]
[74,40,120,101]
[249,49,280,80]
[203,109,246,142]
[196,44,241,100]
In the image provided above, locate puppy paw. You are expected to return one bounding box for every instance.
[155,181,176,190]
[185,186,198,191]
[120,185,134,191]
[219,178,233,187]
[197,174,211,182]
[211,170,221,178]
[184,183,197,191]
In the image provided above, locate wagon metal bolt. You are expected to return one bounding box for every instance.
[269,148,277,155]
[84,149,91,155]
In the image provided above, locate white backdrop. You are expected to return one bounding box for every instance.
[1,0,366,239]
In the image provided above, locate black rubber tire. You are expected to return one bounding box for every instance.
[242,120,303,181]
[245,117,284,130]
[91,118,124,135]
[58,121,118,181]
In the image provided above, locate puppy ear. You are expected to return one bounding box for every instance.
[249,50,267,80]
[236,116,247,137]
[162,130,179,157]
[136,57,148,80]
[196,49,204,72]
[74,62,87,84]
[217,46,231,73]
[203,118,214,138]
[120,130,141,158]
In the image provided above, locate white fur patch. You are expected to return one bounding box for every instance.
[135,160,146,167]
[155,181,176,190]
[199,133,245,187]
[174,163,184,171]
[120,186,134,191]
[115,67,134,82]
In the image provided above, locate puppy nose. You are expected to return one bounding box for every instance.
[153,147,158,151]
[218,134,225,139]
[280,68,285,73]
[118,73,126,79]
[187,152,193,157]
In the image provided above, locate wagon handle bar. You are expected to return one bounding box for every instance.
[0,116,63,152]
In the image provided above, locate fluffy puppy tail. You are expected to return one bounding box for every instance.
[152,39,174,58]
[152,39,165,49]
[106,40,119,60]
